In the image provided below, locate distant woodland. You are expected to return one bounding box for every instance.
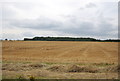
[24,37,120,42]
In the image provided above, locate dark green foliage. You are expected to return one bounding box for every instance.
[24,37,96,41]
[24,37,120,42]
[5,39,8,41]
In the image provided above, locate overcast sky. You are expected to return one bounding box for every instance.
[0,0,118,40]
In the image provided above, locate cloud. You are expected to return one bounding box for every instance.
[86,3,97,8]
[2,33,22,40]
[22,32,34,37]
[1,0,118,40]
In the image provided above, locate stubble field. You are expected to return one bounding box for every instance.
[2,41,119,79]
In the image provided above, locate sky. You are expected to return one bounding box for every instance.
[0,0,119,40]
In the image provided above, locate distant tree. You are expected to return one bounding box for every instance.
[23,36,120,42]
[5,39,8,41]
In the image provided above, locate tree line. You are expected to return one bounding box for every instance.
[24,37,120,42]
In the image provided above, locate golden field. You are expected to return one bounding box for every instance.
[2,41,119,79]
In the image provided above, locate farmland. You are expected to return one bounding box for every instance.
[2,41,119,79]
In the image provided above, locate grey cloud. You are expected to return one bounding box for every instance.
[98,21,117,38]
[2,5,17,21]
[79,7,84,10]
[57,15,117,39]
[67,22,95,35]
[22,32,34,37]
[6,14,117,39]
[86,3,97,8]
[3,33,22,40]
[3,1,117,39]
[10,17,62,30]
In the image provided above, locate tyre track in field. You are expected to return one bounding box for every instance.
[77,43,91,58]
[56,43,90,58]
[82,42,109,59]
[56,42,117,62]
[100,47,111,58]
[98,43,118,59]
[95,43,111,59]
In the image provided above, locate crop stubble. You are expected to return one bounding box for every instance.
[2,41,119,79]
[2,41,118,64]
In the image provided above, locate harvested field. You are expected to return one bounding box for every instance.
[2,41,119,79]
